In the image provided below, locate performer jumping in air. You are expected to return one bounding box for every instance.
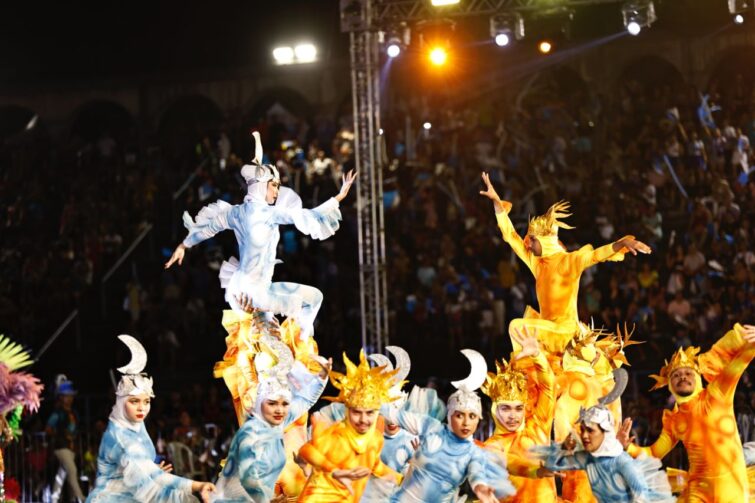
[482,326,561,502]
[211,338,331,502]
[87,336,215,503]
[166,131,357,341]
[619,323,755,502]
[479,171,651,357]
[382,349,515,503]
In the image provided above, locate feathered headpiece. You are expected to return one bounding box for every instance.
[324,350,400,409]
[527,200,575,238]
[115,335,154,397]
[0,335,43,416]
[481,357,528,405]
[649,346,702,391]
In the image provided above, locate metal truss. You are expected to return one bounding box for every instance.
[373,0,625,24]
[350,16,390,353]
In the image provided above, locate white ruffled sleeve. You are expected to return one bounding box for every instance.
[270,194,341,241]
[182,200,234,248]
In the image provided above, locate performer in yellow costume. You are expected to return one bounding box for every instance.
[482,326,560,502]
[479,172,651,358]
[620,323,755,502]
[297,351,401,503]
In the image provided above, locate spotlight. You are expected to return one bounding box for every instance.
[622,1,657,35]
[490,12,525,48]
[495,33,510,47]
[273,46,295,65]
[729,0,753,22]
[294,43,317,63]
[429,47,448,65]
[381,23,410,58]
[538,40,552,54]
[431,0,460,5]
[423,122,432,130]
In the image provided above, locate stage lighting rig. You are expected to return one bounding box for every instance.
[417,18,455,68]
[490,12,524,47]
[621,1,656,36]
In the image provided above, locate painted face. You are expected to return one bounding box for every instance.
[669,367,698,397]
[449,410,480,439]
[580,422,605,453]
[524,235,543,256]
[260,397,290,426]
[124,394,152,423]
[348,407,378,434]
[266,180,280,204]
[496,402,525,432]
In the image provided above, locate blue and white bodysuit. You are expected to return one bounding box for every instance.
[87,421,198,503]
[385,410,515,503]
[212,363,327,502]
[182,175,341,339]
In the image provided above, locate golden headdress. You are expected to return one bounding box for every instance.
[596,324,644,369]
[481,357,528,404]
[649,346,702,391]
[527,200,575,238]
[324,350,400,409]
[562,327,601,376]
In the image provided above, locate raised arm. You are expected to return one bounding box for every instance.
[382,405,440,439]
[479,172,534,272]
[705,324,755,402]
[512,326,555,433]
[575,235,651,274]
[165,200,234,268]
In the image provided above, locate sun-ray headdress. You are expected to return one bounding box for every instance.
[596,324,644,369]
[649,346,702,391]
[0,335,43,416]
[562,327,602,376]
[324,350,400,409]
[527,200,575,238]
[369,346,410,408]
[481,357,528,405]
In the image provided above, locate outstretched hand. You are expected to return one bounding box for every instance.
[165,244,186,269]
[479,172,506,213]
[616,418,636,449]
[616,237,652,256]
[234,293,255,313]
[512,326,540,360]
[335,170,358,202]
[316,357,333,379]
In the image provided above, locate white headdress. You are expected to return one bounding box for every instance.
[251,334,298,421]
[110,335,154,431]
[577,368,628,457]
[447,349,487,419]
[241,131,281,204]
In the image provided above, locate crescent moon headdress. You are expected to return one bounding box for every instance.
[241,131,280,204]
[369,345,411,408]
[447,349,487,418]
[115,335,154,397]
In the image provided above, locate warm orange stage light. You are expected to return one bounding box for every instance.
[428,47,448,66]
[538,40,552,54]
